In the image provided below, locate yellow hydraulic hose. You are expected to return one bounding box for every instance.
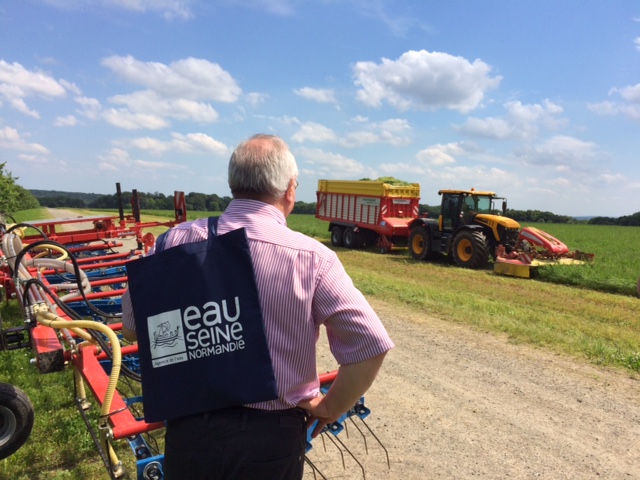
[32,244,69,261]
[32,306,122,419]
[33,306,125,475]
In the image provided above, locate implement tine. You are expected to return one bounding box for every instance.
[323,432,346,469]
[304,457,328,480]
[326,433,366,480]
[355,417,390,469]
[347,416,368,454]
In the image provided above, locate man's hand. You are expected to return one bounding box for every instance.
[297,352,387,438]
[298,395,340,438]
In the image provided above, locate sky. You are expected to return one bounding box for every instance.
[1,1,639,217]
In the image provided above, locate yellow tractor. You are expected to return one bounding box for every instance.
[408,188,519,269]
[407,188,593,277]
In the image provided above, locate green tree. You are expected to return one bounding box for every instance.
[0,163,40,213]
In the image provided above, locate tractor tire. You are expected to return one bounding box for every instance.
[331,226,344,247]
[452,230,490,269]
[408,226,431,260]
[0,383,35,460]
[343,228,363,249]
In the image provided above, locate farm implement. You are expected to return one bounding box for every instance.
[0,188,389,479]
[493,226,595,278]
[316,180,594,278]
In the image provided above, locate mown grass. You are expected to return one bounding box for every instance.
[1,207,639,478]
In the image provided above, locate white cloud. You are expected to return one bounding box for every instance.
[423,165,521,192]
[516,135,597,169]
[292,118,412,147]
[416,142,472,166]
[108,90,220,123]
[244,92,268,106]
[97,147,133,172]
[0,60,69,118]
[457,99,564,140]
[75,96,103,120]
[292,122,338,143]
[223,0,296,16]
[353,49,501,113]
[39,0,193,20]
[97,55,241,129]
[54,115,78,126]
[103,108,169,130]
[294,87,337,104]
[635,37,640,52]
[97,146,191,173]
[296,147,375,178]
[589,82,640,120]
[379,162,427,175]
[0,127,50,154]
[101,55,241,102]
[610,83,640,103]
[119,132,230,155]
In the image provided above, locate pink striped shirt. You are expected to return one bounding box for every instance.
[122,199,394,410]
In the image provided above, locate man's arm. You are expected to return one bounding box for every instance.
[297,351,387,438]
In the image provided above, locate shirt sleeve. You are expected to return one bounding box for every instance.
[313,252,394,365]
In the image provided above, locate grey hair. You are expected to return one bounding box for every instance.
[228,134,298,198]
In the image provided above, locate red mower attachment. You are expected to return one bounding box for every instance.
[495,226,595,278]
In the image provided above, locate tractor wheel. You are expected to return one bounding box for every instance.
[452,230,490,269]
[331,226,344,247]
[408,226,430,260]
[343,228,363,249]
[0,383,35,460]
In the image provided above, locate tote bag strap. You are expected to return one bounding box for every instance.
[207,216,219,237]
[155,216,219,253]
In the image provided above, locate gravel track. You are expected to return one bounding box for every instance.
[310,298,640,479]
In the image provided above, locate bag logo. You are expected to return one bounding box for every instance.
[147,296,246,368]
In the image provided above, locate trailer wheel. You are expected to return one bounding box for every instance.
[408,226,431,260]
[331,227,344,247]
[343,228,363,249]
[0,383,34,460]
[452,230,489,269]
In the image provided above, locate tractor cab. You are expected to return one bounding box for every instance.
[438,188,507,232]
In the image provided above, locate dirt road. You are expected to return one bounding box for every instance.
[47,208,640,479]
[309,299,640,480]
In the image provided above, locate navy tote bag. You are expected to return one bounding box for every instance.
[126,217,278,423]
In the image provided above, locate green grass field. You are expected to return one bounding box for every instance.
[1,207,639,478]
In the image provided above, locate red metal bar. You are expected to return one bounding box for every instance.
[319,370,338,386]
[74,252,133,264]
[76,344,164,439]
[63,289,126,303]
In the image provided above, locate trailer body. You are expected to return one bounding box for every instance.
[316,180,421,252]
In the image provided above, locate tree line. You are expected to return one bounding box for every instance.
[0,164,637,226]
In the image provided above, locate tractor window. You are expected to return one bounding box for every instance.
[475,196,492,214]
[442,195,462,230]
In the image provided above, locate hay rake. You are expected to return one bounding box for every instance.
[0,188,390,479]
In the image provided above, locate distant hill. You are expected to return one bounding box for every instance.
[30,189,104,203]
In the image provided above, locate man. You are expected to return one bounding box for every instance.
[121,133,394,479]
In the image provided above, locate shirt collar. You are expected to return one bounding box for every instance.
[226,199,287,227]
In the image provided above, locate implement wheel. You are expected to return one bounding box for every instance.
[331,226,343,247]
[0,383,34,460]
[452,230,489,269]
[343,228,363,249]
[408,226,430,260]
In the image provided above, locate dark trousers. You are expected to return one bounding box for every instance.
[163,406,308,480]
